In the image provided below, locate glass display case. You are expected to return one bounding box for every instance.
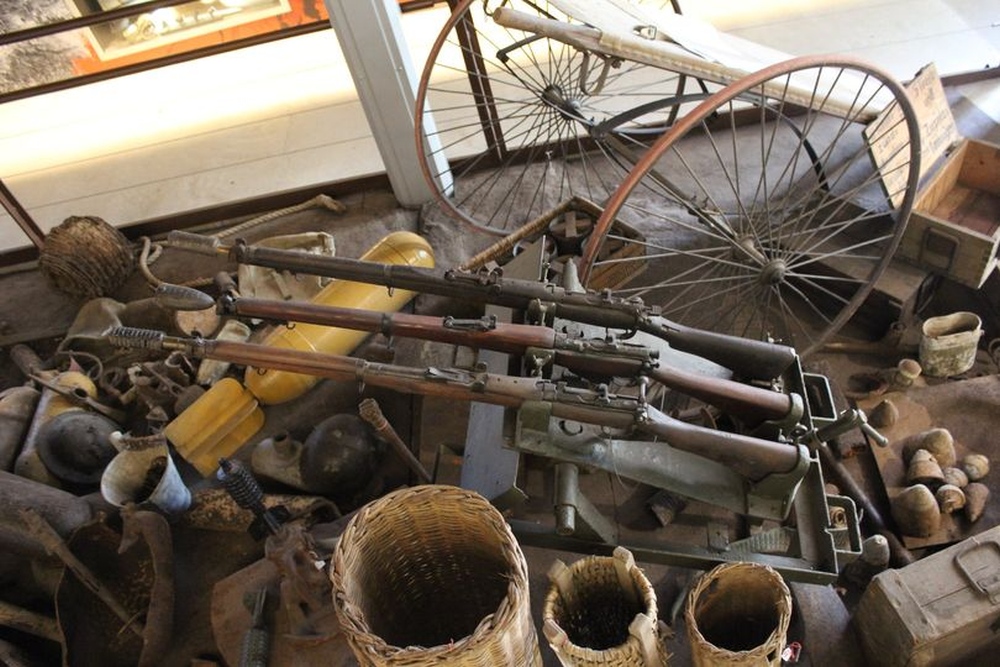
[0,0,445,101]
[70,1,292,61]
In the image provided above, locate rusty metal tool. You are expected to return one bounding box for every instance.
[239,588,270,667]
[0,600,61,643]
[19,508,145,638]
[217,458,290,540]
[358,397,432,484]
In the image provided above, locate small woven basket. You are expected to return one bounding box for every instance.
[39,215,135,298]
[330,485,541,667]
[542,547,668,667]
[684,562,792,667]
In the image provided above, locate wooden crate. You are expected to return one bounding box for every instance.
[867,63,1000,288]
[854,525,1000,666]
[900,138,1000,288]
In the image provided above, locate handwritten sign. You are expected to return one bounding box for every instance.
[865,63,960,208]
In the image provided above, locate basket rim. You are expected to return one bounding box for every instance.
[541,550,660,658]
[684,561,792,657]
[330,484,534,660]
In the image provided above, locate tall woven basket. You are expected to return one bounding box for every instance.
[542,547,668,666]
[684,562,792,667]
[330,485,541,666]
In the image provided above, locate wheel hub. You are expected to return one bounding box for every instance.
[759,258,788,285]
[541,84,582,121]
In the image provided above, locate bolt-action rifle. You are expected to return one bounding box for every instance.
[214,290,802,428]
[167,231,799,381]
[106,326,806,485]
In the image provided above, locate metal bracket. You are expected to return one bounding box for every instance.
[443,314,497,332]
[524,346,556,375]
[752,391,805,436]
[745,446,812,519]
[513,401,808,521]
[553,463,616,544]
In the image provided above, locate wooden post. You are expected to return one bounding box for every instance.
[0,179,44,250]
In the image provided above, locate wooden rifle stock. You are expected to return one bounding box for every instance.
[108,328,802,481]
[221,295,556,354]
[177,235,798,380]
[221,295,797,426]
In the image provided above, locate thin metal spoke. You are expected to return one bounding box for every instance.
[582,59,918,355]
[654,258,743,313]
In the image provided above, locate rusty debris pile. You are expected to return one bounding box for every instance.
[1,199,998,667]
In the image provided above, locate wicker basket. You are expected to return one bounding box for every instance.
[684,562,792,667]
[542,547,668,666]
[330,485,541,666]
[39,215,135,298]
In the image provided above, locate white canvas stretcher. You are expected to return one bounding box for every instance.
[494,0,893,120]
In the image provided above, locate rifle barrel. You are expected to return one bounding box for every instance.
[222,240,797,380]
[108,328,801,481]
[224,296,555,354]
[226,296,795,426]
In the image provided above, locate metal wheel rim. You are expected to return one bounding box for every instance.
[413,0,706,236]
[579,54,922,358]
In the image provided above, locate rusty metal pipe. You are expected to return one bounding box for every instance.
[0,470,94,558]
[0,600,61,642]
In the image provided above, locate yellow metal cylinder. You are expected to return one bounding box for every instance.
[164,377,265,477]
[244,231,435,405]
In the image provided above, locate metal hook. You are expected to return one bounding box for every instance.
[578,51,617,95]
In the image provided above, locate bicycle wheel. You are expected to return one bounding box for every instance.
[579,55,921,358]
[414,0,712,235]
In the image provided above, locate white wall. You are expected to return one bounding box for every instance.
[1,0,997,253]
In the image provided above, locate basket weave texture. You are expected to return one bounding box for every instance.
[684,561,792,667]
[39,215,135,298]
[542,547,667,666]
[330,485,541,667]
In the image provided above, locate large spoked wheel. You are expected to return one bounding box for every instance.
[414,0,712,235]
[579,55,921,358]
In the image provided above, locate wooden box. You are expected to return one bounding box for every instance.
[901,138,1000,288]
[867,64,1000,288]
[854,526,1000,666]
